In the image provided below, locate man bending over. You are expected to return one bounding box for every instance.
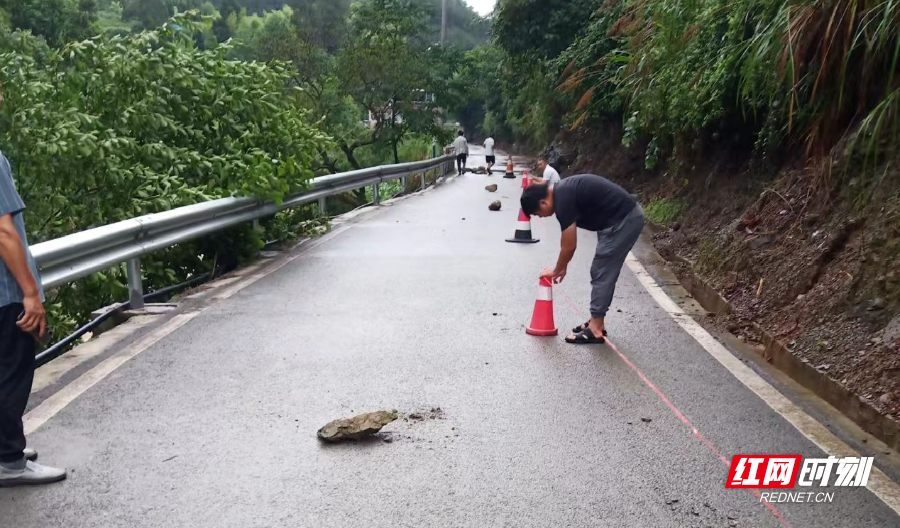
[520,174,645,343]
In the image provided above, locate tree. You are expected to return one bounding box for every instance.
[289,0,349,54]
[336,0,449,166]
[420,0,489,50]
[445,45,505,138]
[493,0,597,60]
[0,13,329,336]
[2,0,99,46]
[122,0,170,30]
[211,0,240,43]
[489,0,602,144]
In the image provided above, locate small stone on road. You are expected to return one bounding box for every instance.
[317,410,398,443]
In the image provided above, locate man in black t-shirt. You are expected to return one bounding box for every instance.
[520,174,645,344]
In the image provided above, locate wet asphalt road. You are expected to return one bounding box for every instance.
[2,147,898,527]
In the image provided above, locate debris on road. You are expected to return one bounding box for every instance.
[641,417,652,423]
[405,407,445,422]
[485,184,498,192]
[317,410,398,443]
[489,200,501,211]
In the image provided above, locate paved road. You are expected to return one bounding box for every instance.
[2,147,898,527]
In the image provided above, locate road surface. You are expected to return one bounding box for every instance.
[2,146,898,527]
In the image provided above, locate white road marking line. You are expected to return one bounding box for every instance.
[213,224,355,301]
[31,315,160,394]
[25,235,342,432]
[625,252,900,514]
[24,312,199,435]
[24,185,419,434]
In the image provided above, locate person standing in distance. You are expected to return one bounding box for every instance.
[520,174,645,344]
[531,155,560,186]
[452,130,468,175]
[483,135,495,174]
[0,86,67,487]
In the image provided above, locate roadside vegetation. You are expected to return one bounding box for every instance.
[0,0,490,339]
[477,0,900,421]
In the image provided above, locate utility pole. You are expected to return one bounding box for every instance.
[440,0,447,44]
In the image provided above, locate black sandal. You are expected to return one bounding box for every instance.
[564,328,607,344]
[571,321,608,337]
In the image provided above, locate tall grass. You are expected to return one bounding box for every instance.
[557,0,900,197]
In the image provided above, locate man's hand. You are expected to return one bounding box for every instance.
[540,267,567,284]
[0,213,45,338]
[16,292,46,337]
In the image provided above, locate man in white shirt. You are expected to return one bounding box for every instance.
[452,130,468,175]
[531,155,561,186]
[483,136,495,173]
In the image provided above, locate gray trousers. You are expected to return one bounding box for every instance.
[589,204,645,318]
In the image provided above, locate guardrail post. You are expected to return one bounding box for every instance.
[318,197,326,214]
[373,183,380,205]
[421,171,426,190]
[126,258,144,310]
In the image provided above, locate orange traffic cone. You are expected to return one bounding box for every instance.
[526,277,558,336]
[505,208,539,243]
[521,170,530,188]
[504,156,515,178]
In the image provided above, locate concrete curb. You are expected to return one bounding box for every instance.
[643,218,900,452]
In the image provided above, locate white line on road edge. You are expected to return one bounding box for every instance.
[23,190,407,435]
[23,228,355,435]
[24,312,199,435]
[625,253,900,515]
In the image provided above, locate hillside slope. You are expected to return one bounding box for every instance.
[551,122,900,430]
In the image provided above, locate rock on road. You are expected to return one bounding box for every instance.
[2,146,898,527]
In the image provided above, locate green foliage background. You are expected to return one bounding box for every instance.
[0,14,328,338]
[0,0,492,342]
[488,0,900,193]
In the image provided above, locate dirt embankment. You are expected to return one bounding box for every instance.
[548,122,900,429]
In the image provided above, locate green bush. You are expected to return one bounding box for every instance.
[548,0,900,188]
[0,12,329,338]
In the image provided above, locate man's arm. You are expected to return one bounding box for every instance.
[542,224,577,283]
[0,213,45,335]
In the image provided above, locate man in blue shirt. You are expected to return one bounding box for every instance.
[0,89,67,486]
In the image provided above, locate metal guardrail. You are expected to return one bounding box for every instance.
[32,154,455,309]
